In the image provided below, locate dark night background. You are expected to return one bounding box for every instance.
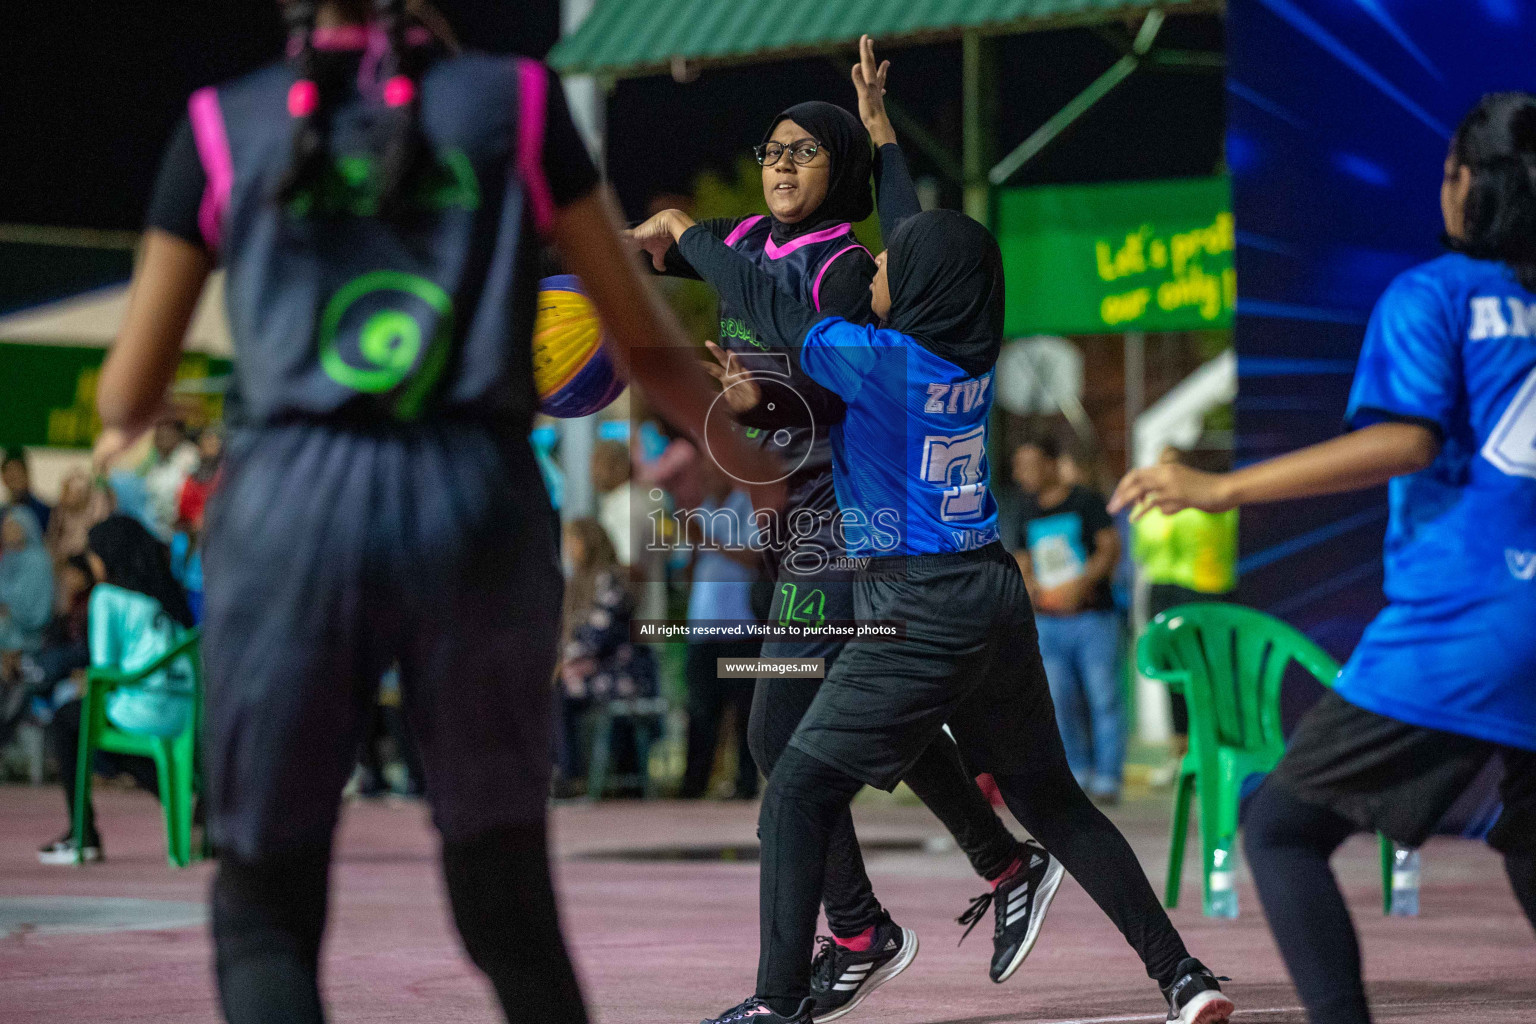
[3,2,1224,232]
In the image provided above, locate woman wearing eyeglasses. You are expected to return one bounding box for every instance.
[629,63,1043,1020]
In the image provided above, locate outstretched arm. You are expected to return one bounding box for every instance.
[640,211,824,356]
[1108,421,1440,517]
[851,35,922,238]
[553,191,783,505]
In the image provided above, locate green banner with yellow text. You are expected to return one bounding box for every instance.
[0,343,229,448]
[996,176,1235,336]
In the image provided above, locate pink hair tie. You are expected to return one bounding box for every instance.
[383,75,416,108]
[287,79,319,117]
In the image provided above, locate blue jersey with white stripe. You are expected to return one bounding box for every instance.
[798,318,1001,557]
[1334,253,1536,750]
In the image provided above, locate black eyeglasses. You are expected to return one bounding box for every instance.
[754,138,822,167]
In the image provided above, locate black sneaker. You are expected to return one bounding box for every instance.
[38,830,102,865]
[957,840,1064,983]
[808,915,919,1022]
[698,996,814,1023]
[1162,958,1234,1024]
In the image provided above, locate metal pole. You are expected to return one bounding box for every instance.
[961,31,995,225]
[1124,329,1169,744]
[558,0,602,519]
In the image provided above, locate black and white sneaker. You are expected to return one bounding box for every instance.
[957,840,1064,983]
[698,996,813,1024]
[1162,958,1234,1024]
[38,831,102,865]
[808,915,919,1022]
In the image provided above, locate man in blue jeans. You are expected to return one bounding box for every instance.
[1011,437,1124,804]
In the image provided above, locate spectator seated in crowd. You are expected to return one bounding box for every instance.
[38,515,197,865]
[555,517,657,796]
[46,469,115,567]
[1,507,55,674]
[3,448,53,535]
[0,554,95,750]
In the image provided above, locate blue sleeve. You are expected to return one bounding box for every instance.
[800,319,896,402]
[1347,270,1460,435]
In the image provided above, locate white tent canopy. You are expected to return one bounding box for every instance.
[0,272,232,356]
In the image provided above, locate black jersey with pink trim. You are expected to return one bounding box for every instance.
[168,37,595,429]
[715,215,874,481]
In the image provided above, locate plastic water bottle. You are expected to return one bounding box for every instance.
[1390,845,1421,917]
[1207,846,1239,919]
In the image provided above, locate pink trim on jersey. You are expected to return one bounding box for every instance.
[764,221,852,259]
[722,215,766,248]
[515,59,556,237]
[292,24,433,55]
[187,87,233,253]
[811,243,871,311]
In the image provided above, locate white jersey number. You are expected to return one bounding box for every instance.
[921,425,988,521]
[1483,366,1536,479]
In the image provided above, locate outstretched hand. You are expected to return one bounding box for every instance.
[1108,463,1234,519]
[851,34,896,147]
[701,340,763,414]
[624,209,695,272]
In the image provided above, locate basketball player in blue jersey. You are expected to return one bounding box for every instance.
[638,38,1233,1024]
[630,88,1055,1018]
[89,3,779,1023]
[1113,92,1536,1024]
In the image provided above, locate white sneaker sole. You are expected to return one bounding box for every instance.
[812,927,919,1023]
[38,846,100,866]
[1174,989,1235,1024]
[994,856,1065,984]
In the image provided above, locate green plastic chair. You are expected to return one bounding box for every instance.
[73,629,204,867]
[1138,604,1397,915]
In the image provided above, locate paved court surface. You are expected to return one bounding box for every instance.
[2,785,1531,1022]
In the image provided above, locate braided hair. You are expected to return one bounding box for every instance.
[272,0,332,207]
[1445,92,1536,293]
[374,0,432,220]
[272,0,436,220]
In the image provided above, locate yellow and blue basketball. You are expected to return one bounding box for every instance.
[533,274,626,418]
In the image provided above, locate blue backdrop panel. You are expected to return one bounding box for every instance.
[1228,0,1534,661]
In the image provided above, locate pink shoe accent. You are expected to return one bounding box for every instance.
[991,856,1024,891]
[834,925,876,952]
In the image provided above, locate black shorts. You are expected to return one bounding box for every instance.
[1272,691,1536,853]
[202,424,562,860]
[787,542,1056,790]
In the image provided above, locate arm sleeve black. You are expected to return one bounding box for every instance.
[875,143,923,242]
[654,217,742,279]
[677,224,822,356]
[144,117,208,251]
[811,246,876,323]
[543,76,601,208]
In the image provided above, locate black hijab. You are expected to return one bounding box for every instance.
[87,515,196,628]
[763,101,873,241]
[885,210,1006,379]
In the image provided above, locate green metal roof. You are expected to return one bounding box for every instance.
[549,0,1219,77]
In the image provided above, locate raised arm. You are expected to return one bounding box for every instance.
[851,35,922,239]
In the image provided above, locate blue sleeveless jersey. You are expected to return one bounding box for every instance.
[187,51,561,429]
[1335,253,1536,750]
[793,318,1001,557]
[716,215,870,481]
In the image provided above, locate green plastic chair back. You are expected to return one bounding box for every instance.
[1138,604,1339,915]
[73,629,205,868]
[1138,603,1399,915]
